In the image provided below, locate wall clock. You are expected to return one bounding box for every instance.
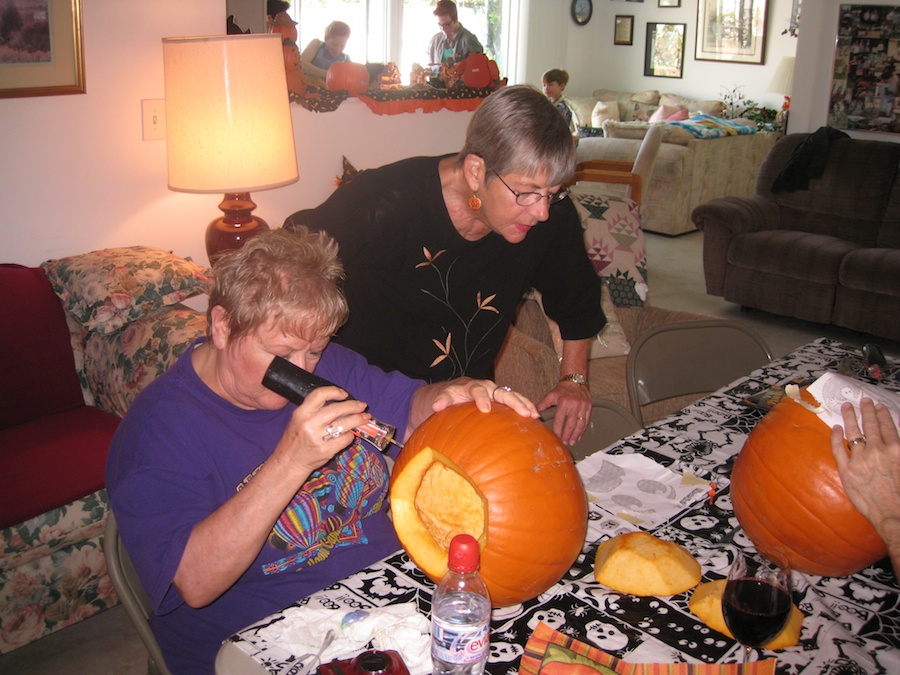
[572,0,593,26]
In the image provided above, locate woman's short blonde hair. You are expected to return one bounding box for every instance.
[457,85,575,187]
[208,227,349,343]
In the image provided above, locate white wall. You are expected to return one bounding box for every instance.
[1,1,471,268]
[521,0,799,114]
[2,0,884,270]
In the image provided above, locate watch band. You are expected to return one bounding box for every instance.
[560,372,587,386]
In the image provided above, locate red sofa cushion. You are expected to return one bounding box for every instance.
[0,406,120,529]
[0,264,85,430]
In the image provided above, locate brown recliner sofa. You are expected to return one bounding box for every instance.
[691,130,900,342]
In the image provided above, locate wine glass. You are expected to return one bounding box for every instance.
[721,550,792,664]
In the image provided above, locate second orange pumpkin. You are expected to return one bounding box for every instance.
[731,394,886,577]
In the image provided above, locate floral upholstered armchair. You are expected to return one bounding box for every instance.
[0,246,208,653]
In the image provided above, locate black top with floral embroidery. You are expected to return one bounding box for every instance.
[284,155,605,382]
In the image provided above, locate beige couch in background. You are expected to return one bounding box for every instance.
[579,129,778,236]
[565,89,777,236]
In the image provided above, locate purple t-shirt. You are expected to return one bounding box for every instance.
[106,339,421,674]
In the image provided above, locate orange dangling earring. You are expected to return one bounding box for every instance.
[468,194,482,210]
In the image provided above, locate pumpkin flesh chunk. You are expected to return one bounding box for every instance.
[415,461,486,548]
[391,446,487,580]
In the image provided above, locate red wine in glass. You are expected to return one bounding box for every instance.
[722,552,792,663]
[723,579,791,645]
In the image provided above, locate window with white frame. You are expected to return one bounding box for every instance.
[290,0,506,85]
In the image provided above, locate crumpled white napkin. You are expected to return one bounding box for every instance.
[257,603,432,675]
[805,372,900,428]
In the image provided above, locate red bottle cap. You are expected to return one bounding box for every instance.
[448,533,480,572]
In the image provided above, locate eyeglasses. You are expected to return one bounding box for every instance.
[438,20,453,28]
[491,171,570,207]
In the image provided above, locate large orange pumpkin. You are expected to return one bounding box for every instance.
[731,393,886,576]
[326,62,370,96]
[390,403,588,607]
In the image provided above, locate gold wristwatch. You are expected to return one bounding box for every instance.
[560,373,587,386]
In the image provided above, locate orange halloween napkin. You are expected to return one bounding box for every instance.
[518,622,775,675]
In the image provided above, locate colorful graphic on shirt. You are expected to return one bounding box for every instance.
[263,442,387,574]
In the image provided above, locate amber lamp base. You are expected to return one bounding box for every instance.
[206,192,270,264]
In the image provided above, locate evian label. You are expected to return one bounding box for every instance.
[431,619,489,664]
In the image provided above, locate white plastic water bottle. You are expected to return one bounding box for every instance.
[431,534,492,675]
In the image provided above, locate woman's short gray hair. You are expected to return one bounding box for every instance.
[457,85,575,186]
[208,227,349,343]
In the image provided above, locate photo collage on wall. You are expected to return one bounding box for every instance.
[830,4,900,133]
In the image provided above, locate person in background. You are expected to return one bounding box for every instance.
[285,85,605,446]
[427,0,484,66]
[301,21,352,87]
[542,68,578,136]
[831,397,900,575]
[106,228,537,675]
[266,0,291,33]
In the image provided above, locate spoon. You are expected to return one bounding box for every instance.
[299,628,335,675]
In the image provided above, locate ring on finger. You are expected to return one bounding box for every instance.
[323,424,344,440]
[577,415,585,420]
[848,435,866,448]
[492,385,512,401]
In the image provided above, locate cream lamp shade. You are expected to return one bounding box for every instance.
[162,34,299,262]
[768,56,795,96]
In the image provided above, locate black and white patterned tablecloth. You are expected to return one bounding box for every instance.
[225,339,900,675]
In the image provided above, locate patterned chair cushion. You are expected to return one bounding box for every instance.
[572,191,648,308]
[41,246,211,335]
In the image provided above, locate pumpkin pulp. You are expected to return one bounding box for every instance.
[391,446,487,580]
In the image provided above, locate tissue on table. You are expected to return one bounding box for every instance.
[257,603,432,675]
[805,372,900,428]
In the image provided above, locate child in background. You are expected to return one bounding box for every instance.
[542,68,577,135]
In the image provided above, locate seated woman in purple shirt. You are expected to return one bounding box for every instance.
[105,228,536,675]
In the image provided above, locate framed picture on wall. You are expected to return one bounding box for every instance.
[695,0,768,64]
[659,0,681,7]
[644,22,685,78]
[0,0,85,98]
[614,16,634,46]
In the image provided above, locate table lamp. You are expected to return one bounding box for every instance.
[162,34,299,263]
[767,55,795,132]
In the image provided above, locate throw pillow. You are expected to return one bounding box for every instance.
[42,246,211,335]
[83,304,208,416]
[630,89,661,105]
[591,100,620,127]
[531,287,630,361]
[566,97,603,129]
[660,93,726,118]
[648,104,684,124]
